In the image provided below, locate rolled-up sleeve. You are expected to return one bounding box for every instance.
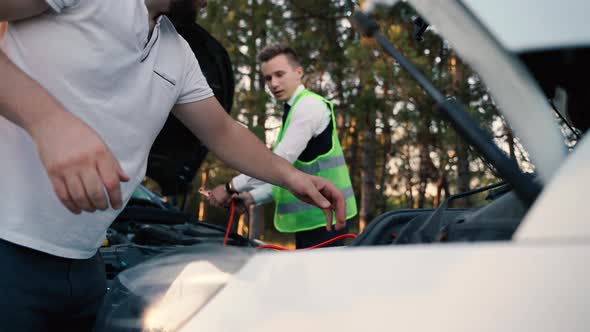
[45,0,81,13]
[250,184,274,206]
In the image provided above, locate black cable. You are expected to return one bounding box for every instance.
[445,180,508,203]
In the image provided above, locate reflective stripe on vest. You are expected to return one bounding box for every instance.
[295,155,347,175]
[277,186,355,215]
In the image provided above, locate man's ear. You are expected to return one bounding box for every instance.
[296,66,304,79]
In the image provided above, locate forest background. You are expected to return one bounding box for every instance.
[164,1,537,246]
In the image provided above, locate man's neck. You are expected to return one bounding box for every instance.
[145,0,169,32]
[286,85,305,105]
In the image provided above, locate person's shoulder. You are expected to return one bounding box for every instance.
[297,92,330,112]
[177,34,193,55]
[158,17,195,63]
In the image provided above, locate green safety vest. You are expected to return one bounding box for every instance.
[271,89,358,233]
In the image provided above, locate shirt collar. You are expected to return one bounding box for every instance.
[286,85,305,106]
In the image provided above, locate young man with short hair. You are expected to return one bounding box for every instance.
[209,44,357,249]
[0,1,346,330]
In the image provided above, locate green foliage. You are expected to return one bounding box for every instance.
[186,1,526,239]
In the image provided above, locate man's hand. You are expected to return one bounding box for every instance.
[284,171,346,231]
[205,186,252,214]
[233,191,254,214]
[0,47,129,215]
[30,110,129,214]
[207,184,231,208]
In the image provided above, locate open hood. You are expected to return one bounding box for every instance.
[147,21,235,195]
[356,0,590,239]
[363,0,590,185]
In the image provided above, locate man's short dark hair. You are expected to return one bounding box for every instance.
[257,44,301,67]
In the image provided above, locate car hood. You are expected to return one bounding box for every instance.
[147,21,234,195]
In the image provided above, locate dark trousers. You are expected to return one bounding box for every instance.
[295,224,350,249]
[0,239,107,332]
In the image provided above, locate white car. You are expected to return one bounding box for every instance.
[94,1,590,331]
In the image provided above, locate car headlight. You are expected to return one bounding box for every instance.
[142,260,231,331]
[94,243,254,332]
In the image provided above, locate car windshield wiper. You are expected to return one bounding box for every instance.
[351,12,541,207]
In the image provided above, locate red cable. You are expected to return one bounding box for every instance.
[307,233,357,249]
[256,233,357,251]
[255,244,290,251]
[223,199,357,250]
[223,200,236,246]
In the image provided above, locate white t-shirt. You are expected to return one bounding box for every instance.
[0,0,213,258]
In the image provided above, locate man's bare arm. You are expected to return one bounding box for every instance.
[0,0,61,132]
[0,45,129,214]
[173,98,347,229]
[0,0,49,21]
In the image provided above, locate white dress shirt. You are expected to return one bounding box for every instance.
[232,85,331,204]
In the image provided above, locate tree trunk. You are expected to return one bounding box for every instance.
[376,124,392,214]
[242,2,268,240]
[400,143,414,208]
[359,114,377,232]
[456,142,471,207]
[197,168,209,221]
[434,174,449,207]
[416,147,429,208]
[405,174,414,208]
[346,122,361,200]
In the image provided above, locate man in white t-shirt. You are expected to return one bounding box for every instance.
[0,1,346,330]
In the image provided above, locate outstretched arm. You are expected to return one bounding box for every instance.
[173,98,347,230]
[208,93,331,208]
[0,0,49,21]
